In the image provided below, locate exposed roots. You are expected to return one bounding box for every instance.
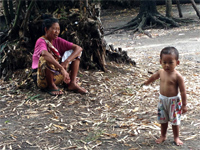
[104,12,184,37]
[104,16,140,36]
[172,17,195,23]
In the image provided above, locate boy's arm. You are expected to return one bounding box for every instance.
[144,70,160,85]
[177,73,187,113]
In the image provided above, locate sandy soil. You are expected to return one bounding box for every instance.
[101,3,200,150]
[0,3,200,150]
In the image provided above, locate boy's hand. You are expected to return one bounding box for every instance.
[60,68,70,84]
[141,81,147,86]
[61,61,69,70]
[181,105,187,114]
[140,83,145,87]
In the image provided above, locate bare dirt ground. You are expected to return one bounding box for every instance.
[0,4,200,150]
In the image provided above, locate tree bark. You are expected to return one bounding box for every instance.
[20,0,36,37]
[85,0,88,7]
[8,0,14,20]
[190,0,200,19]
[165,0,173,18]
[139,0,158,15]
[176,0,183,18]
[81,3,107,71]
[3,0,11,26]
[11,0,22,35]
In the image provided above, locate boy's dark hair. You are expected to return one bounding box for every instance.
[42,17,59,35]
[160,46,179,60]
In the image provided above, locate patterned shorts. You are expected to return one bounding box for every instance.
[157,94,182,125]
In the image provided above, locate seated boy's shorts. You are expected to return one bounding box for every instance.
[157,94,182,125]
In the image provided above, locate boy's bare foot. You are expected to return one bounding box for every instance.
[46,88,63,96]
[76,77,80,83]
[174,137,183,146]
[64,77,80,86]
[155,136,166,144]
[46,84,63,96]
[67,83,88,94]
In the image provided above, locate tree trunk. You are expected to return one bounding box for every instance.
[139,0,158,15]
[105,0,179,36]
[3,0,11,26]
[10,0,22,36]
[190,0,200,19]
[176,0,183,18]
[20,0,35,38]
[165,0,173,18]
[80,3,107,71]
[85,0,88,7]
[8,0,14,20]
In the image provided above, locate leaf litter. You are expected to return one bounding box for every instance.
[0,48,199,149]
[1,5,200,150]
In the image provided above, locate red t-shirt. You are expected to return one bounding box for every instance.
[32,37,73,69]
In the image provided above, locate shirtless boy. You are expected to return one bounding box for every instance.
[143,46,187,145]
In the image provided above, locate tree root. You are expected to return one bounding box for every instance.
[172,17,195,23]
[104,11,189,37]
[104,16,141,36]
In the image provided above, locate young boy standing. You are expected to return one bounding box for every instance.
[143,46,187,145]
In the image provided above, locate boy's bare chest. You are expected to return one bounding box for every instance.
[160,73,177,86]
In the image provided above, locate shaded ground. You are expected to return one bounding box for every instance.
[0,4,200,150]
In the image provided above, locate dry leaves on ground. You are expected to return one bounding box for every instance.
[0,50,199,150]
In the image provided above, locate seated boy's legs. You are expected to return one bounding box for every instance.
[45,68,63,95]
[37,56,64,95]
[67,59,87,94]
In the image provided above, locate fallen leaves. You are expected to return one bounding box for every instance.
[1,7,200,149]
[185,134,198,140]
[1,57,199,149]
[103,133,118,138]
